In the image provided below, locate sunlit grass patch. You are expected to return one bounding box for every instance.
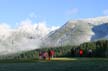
[51,58,78,61]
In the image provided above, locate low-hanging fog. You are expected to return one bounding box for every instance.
[0,19,59,56]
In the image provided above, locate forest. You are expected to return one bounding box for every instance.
[0,40,108,60]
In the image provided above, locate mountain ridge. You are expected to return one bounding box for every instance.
[43,16,108,47]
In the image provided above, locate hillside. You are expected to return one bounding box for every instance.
[44,16,108,47]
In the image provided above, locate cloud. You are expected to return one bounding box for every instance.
[0,23,11,39]
[66,8,79,15]
[103,9,108,15]
[17,19,59,37]
[0,19,60,38]
[50,26,60,31]
[0,19,60,56]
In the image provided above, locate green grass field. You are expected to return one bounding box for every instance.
[0,58,108,71]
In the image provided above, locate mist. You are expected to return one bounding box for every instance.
[0,20,59,56]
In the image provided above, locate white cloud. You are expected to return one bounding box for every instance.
[0,19,59,38]
[0,23,11,39]
[103,9,108,15]
[66,8,79,15]
[17,19,59,37]
[50,26,60,31]
[0,19,60,56]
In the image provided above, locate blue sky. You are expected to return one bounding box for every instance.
[0,0,108,28]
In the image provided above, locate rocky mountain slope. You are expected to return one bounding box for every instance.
[44,16,108,47]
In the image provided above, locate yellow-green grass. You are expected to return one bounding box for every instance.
[50,57,77,61]
[46,57,108,61]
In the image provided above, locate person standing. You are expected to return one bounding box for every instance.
[43,51,48,60]
[79,49,83,57]
[48,50,51,60]
[88,49,93,57]
[50,50,55,58]
[39,51,42,59]
[71,48,75,57]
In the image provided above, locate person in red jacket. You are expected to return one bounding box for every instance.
[79,49,83,57]
[48,49,55,60]
[50,50,55,58]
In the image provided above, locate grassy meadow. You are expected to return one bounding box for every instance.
[0,58,108,71]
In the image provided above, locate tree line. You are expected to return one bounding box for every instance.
[0,40,108,60]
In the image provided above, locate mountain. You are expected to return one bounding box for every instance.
[0,16,108,56]
[44,16,108,47]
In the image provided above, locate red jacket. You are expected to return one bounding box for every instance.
[50,50,55,56]
[79,50,83,55]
